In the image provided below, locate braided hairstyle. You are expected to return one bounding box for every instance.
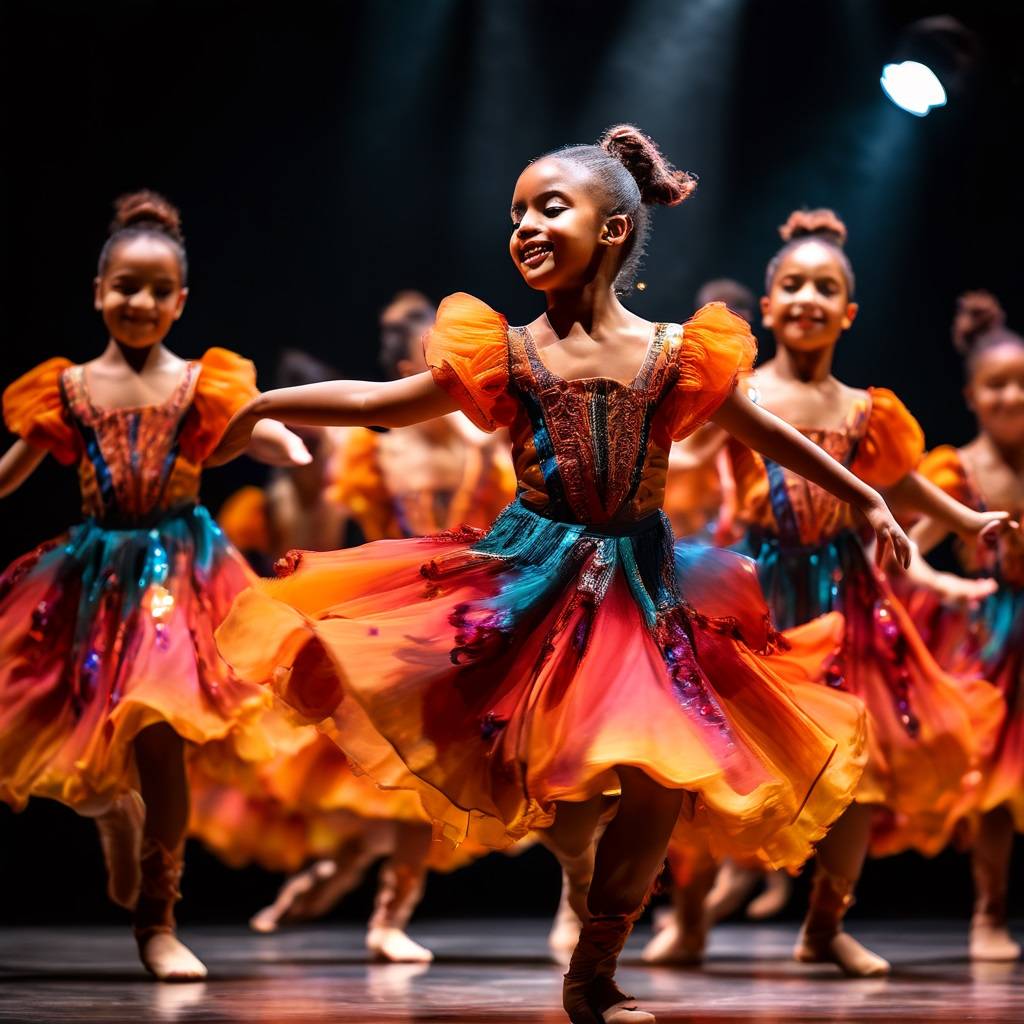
[539,125,697,293]
[953,290,1023,378]
[765,209,854,297]
[98,190,188,283]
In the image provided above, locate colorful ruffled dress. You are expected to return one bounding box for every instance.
[0,351,271,815]
[726,390,1004,855]
[216,294,867,869]
[907,446,1024,832]
[191,423,515,873]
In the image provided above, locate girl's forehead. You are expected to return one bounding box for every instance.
[775,240,845,277]
[105,235,181,274]
[513,157,588,198]
[975,340,1024,374]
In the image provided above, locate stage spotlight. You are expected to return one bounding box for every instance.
[880,16,979,117]
[880,61,946,116]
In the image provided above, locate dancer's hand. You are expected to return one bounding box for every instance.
[207,404,261,466]
[247,420,313,468]
[957,508,1019,550]
[863,498,912,569]
[897,544,997,605]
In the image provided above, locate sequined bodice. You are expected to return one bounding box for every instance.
[505,323,684,526]
[60,364,204,526]
[732,395,872,547]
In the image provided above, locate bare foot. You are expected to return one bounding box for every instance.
[746,871,792,920]
[603,1001,656,1023]
[95,791,145,909]
[794,929,890,977]
[137,931,208,981]
[366,926,434,963]
[970,917,1021,961]
[641,920,705,966]
[250,859,345,932]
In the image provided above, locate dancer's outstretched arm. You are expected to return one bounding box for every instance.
[885,472,1015,546]
[0,440,47,498]
[712,390,911,568]
[213,372,456,464]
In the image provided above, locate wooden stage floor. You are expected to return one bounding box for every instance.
[1,919,1022,1023]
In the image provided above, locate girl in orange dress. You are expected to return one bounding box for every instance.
[905,291,1024,962]
[0,192,307,981]
[210,128,917,1024]
[652,211,1008,978]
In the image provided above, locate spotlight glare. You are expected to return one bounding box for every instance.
[880,61,947,116]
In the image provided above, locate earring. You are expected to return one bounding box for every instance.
[841,318,851,329]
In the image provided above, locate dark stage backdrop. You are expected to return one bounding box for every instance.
[1,0,1023,924]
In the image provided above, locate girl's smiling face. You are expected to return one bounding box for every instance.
[94,235,187,348]
[761,240,858,352]
[509,157,630,292]
[967,340,1024,448]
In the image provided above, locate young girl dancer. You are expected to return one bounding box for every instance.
[907,291,1024,961]
[212,128,915,1024]
[654,211,1009,977]
[0,191,305,981]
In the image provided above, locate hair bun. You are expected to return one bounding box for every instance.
[953,290,1007,355]
[600,124,697,207]
[779,208,848,247]
[110,190,183,242]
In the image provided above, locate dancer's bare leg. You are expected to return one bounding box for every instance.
[746,869,792,920]
[794,802,889,977]
[133,723,206,981]
[563,768,684,1023]
[539,801,606,963]
[95,789,146,909]
[970,804,1020,961]
[704,860,758,923]
[642,843,717,965]
[366,820,434,963]
[250,831,380,933]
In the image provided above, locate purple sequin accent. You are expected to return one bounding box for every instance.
[480,712,506,741]
[656,613,730,736]
[873,599,920,737]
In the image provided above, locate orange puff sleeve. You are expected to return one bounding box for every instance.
[656,302,757,443]
[2,357,80,465]
[849,388,924,488]
[916,445,972,506]
[424,293,517,432]
[179,348,260,464]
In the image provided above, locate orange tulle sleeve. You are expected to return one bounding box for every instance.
[425,292,516,432]
[2,357,79,465]
[916,445,971,505]
[179,348,259,463]
[657,302,757,443]
[850,388,924,488]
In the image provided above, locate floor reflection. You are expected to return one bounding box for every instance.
[0,920,1021,1023]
